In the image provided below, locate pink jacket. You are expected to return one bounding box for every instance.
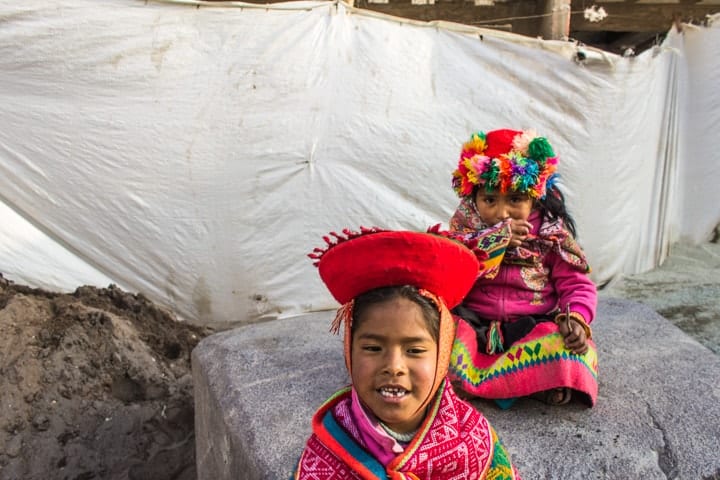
[461,211,597,324]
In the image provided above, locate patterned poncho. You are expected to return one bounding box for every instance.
[294,380,520,480]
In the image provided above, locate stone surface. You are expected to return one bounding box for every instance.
[600,241,720,356]
[193,299,720,480]
[193,312,347,480]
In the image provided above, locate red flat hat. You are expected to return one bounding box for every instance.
[313,229,480,308]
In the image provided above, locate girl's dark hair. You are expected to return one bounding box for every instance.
[536,185,577,238]
[352,285,439,343]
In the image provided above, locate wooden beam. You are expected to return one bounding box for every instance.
[540,0,571,39]
[205,0,719,38]
[350,0,543,36]
[571,4,720,32]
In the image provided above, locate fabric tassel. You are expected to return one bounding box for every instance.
[486,320,505,354]
[330,300,354,335]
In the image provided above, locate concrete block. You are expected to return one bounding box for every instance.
[193,298,720,479]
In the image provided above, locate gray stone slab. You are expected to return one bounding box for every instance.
[193,299,720,480]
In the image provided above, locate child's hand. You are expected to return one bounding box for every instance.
[557,317,589,355]
[508,219,532,247]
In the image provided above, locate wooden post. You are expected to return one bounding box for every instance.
[540,0,571,40]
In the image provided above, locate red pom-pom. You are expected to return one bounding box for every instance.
[484,129,522,158]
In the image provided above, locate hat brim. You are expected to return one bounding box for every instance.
[318,231,479,308]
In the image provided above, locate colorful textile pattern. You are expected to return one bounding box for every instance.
[449,196,490,234]
[449,319,598,404]
[505,218,590,274]
[451,129,558,200]
[294,381,521,480]
[450,206,511,280]
[450,197,590,274]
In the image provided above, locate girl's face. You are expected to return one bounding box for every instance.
[475,190,534,225]
[351,296,437,434]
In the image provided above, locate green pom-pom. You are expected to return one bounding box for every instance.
[470,131,487,142]
[528,137,555,162]
[479,160,500,190]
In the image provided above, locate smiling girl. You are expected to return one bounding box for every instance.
[295,228,521,479]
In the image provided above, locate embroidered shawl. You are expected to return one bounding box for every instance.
[294,380,520,480]
[450,197,590,273]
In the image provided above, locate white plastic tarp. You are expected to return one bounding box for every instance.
[1,1,718,326]
[679,19,720,244]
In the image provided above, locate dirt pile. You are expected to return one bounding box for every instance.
[0,274,212,480]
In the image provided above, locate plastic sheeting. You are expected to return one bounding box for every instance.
[678,17,720,244]
[1,1,718,326]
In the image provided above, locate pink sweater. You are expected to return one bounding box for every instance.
[463,211,597,324]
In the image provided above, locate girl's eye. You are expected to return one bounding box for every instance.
[407,348,427,355]
[361,345,381,352]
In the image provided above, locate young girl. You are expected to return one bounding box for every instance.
[296,227,521,479]
[448,128,598,408]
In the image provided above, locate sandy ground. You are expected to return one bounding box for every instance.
[0,239,717,480]
[0,275,212,480]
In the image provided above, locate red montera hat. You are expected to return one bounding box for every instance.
[309,227,483,308]
[309,226,490,411]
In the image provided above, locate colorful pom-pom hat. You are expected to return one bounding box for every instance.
[452,128,559,199]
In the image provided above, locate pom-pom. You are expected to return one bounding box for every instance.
[527,137,555,162]
[452,163,475,196]
[511,157,540,192]
[479,159,501,190]
[463,132,487,156]
[308,226,386,266]
[511,129,538,156]
[484,129,521,158]
[545,172,560,193]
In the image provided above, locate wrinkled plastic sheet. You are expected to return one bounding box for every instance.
[1,1,718,325]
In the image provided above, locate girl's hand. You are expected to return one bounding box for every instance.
[508,219,533,247]
[558,318,589,355]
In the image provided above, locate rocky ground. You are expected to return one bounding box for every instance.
[0,274,212,480]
